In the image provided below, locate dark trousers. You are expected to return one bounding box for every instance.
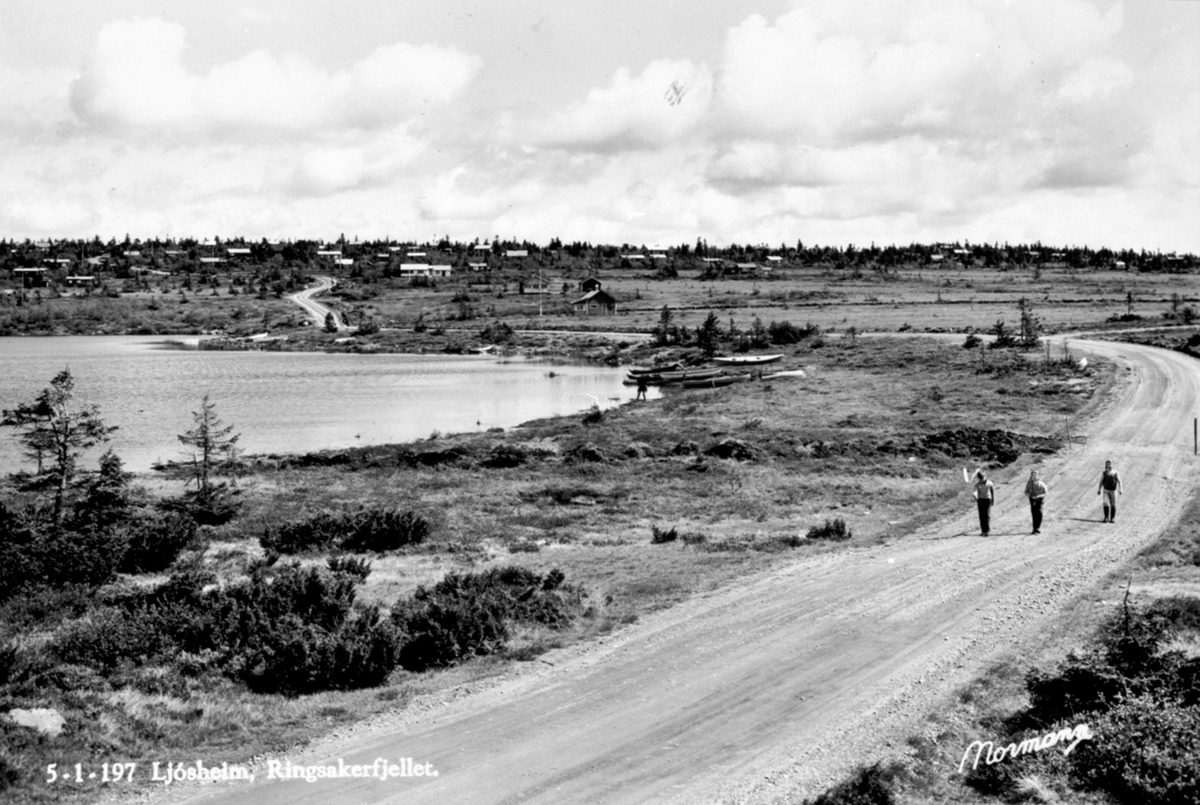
[977,499,991,535]
[1030,498,1044,532]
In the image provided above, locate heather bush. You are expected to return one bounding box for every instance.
[327,555,372,582]
[480,444,529,468]
[768,320,820,345]
[0,750,21,794]
[50,606,169,672]
[118,510,198,573]
[651,525,679,544]
[340,509,430,552]
[804,761,900,805]
[235,605,402,696]
[261,508,430,555]
[1068,697,1200,804]
[807,518,851,541]
[0,518,126,596]
[394,566,583,672]
[260,510,345,554]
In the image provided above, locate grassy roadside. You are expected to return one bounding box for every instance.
[0,335,1107,805]
[809,466,1200,804]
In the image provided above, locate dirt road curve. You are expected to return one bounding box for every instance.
[286,276,341,329]
[126,338,1200,805]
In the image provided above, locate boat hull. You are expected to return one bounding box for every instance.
[712,354,783,366]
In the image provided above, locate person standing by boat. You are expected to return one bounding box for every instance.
[1024,470,1048,534]
[635,375,648,402]
[972,470,995,536]
[1097,459,1122,522]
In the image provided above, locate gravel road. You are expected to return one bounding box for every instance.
[118,337,1200,805]
[285,276,341,329]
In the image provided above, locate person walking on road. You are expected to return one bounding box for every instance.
[1097,459,1123,522]
[973,470,995,536]
[1024,470,1048,535]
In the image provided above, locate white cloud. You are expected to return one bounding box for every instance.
[531,58,713,150]
[0,64,76,137]
[713,0,1125,145]
[68,18,482,136]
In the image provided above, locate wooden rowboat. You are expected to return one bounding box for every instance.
[711,354,783,366]
[627,362,681,376]
[680,373,750,389]
[631,367,723,385]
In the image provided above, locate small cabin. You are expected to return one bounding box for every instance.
[572,289,617,316]
[578,276,603,293]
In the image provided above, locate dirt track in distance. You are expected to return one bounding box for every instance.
[120,337,1200,805]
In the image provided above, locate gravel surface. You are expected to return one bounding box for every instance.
[111,337,1200,805]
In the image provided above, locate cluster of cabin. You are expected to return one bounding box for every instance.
[2,237,1195,315]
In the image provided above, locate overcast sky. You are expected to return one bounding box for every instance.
[1,0,1196,251]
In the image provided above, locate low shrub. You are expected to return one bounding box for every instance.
[651,525,679,544]
[0,753,20,794]
[262,508,431,555]
[0,510,127,597]
[769,320,820,345]
[118,510,197,573]
[340,509,430,553]
[327,555,372,582]
[480,444,529,468]
[394,566,583,672]
[1069,696,1200,804]
[807,518,851,541]
[804,761,900,805]
[235,605,402,696]
[50,606,169,672]
[260,510,345,554]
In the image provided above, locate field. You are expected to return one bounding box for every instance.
[3,261,1200,345]
[2,258,1200,805]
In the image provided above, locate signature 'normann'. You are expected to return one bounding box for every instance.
[958,723,1094,773]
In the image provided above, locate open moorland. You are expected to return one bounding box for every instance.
[2,239,1199,351]
[2,239,1199,805]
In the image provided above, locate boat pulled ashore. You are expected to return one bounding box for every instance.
[711,354,783,366]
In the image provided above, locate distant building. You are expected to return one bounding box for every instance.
[399,264,452,278]
[572,289,617,315]
[520,275,558,294]
[506,249,529,258]
[578,276,603,293]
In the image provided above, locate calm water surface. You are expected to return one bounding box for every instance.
[0,336,647,474]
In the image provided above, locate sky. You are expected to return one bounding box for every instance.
[0,0,1196,251]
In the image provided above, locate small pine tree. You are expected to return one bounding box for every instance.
[324,311,338,333]
[177,395,241,524]
[1017,297,1042,347]
[696,312,722,358]
[1,369,117,526]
